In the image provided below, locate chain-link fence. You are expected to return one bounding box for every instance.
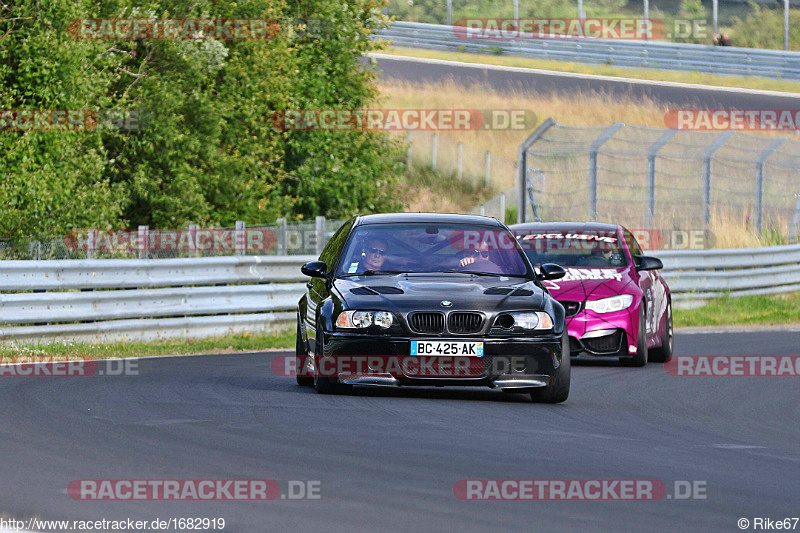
[406,130,518,191]
[494,119,800,241]
[0,218,347,260]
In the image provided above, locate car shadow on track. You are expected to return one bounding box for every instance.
[289,384,560,403]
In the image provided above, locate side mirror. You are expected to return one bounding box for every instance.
[633,255,663,271]
[301,261,329,278]
[539,262,566,280]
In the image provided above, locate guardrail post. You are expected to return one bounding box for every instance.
[315,216,325,256]
[235,221,246,256]
[138,225,149,259]
[189,224,199,257]
[588,123,624,222]
[485,151,491,187]
[646,130,677,228]
[432,134,438,171]
[457,142,463,180]
[703,131,735,229]
[517,117,556,223]
[755,138,786,236]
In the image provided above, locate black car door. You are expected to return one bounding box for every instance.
[305,218,354,353]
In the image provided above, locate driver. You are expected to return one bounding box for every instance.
[361,237,389,272]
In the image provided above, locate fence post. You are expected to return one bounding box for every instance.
[189,224,199,257]
[755,138,786,236]
[646,130,677,228]
[485,151,491,187]
[526,169,544,222]
[276,218,287,255]
[86,229,96,260]
[407,131,413,170]
[702,131,735,229]
[457,142,463,180]
[138,225,149,259]
[432,134,438,171]
[235,220,246,255]
[790,194,800,242]
[315,216,325,256]
[517,118,556,223]
[588,123,624,222]
[499,193,506,223]
[480,205,485,216]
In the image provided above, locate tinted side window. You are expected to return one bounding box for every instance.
[623,230,643,260]
[319,217,354,268]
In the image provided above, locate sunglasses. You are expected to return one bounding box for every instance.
[468,250,490,258]
[367,247,387,256]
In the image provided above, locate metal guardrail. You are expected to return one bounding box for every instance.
[0,244,798,343]
[376,21,800,80]
[0,255,316,344]
[657,243,800,303]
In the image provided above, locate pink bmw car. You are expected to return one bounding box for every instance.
[510,223,672,366]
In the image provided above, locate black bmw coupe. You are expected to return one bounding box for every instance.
[296,213,570,403]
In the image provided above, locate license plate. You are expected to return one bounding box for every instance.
[410,340,484,356]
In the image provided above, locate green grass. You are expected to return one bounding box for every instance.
[0,329,296,358]
[380,46,800,95]
[674,291,800,327]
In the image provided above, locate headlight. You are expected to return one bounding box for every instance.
[508,311,554,330]
[335,310,394,329]
[585,294,633,314]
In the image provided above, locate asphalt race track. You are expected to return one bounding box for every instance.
[1,331,798,532]
[368,54,800,109]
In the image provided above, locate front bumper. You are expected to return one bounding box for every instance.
[317,333,563,389]
[566,309,637,357]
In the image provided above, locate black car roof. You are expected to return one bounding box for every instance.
[355,213,505,227]
[510,221,622,232]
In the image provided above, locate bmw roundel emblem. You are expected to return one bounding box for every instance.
[440,300,452,307]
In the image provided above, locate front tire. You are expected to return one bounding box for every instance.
[620,304,648,367]
[312,322,351,395]
[296,321,313,386]
[530,332,570,403]
[649,301,673,363]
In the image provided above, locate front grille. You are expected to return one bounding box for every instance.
[559,300,582,317]
[408,312,444,334]
[448,312,484,334]
[583,330,623,354]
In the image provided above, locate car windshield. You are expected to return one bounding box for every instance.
[513,229,629,268]
[336,223,531,277]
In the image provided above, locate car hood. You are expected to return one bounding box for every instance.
[334,274,545,312]
[542,267,636,301]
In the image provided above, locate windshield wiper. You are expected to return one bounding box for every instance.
[339,270,405,277]
[442,270,525,278]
